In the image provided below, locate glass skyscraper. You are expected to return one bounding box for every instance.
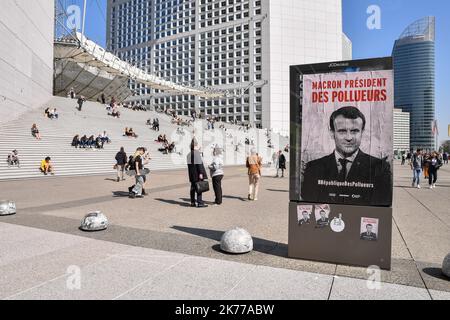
[392,16,436,151]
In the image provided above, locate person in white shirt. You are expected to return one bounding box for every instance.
[7,150,20,168]
[101,131,111,144]
[209,146,224,206]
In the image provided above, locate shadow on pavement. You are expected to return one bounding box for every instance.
[171,225,288,258]
[222,195,248,202]
[112,191,131,198]
[155,198,192,207]
[422,267,448,281]
[179,198,218,205]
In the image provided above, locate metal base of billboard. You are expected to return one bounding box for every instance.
[288,202,392,270]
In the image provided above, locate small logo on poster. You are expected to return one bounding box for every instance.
[330,214,345,233]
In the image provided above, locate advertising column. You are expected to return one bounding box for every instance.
[289,58,394,270]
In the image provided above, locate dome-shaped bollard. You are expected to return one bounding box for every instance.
[220,228,253,254]
[442,253,450,278]
[0,200,16,216]
[80,211,108,232]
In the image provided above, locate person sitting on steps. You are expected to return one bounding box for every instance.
[87,135,95,148]
[40,157,54,175]
[79,135,88,148]
[31,124,42,140]
[71,135,80,148]
[7,150,20,168]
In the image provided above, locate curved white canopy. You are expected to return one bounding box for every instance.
[54,33,225,99]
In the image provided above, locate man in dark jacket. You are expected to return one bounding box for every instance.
[276,151,287,178]
[187,139,208,208]
[77,96,85,111]
[301,106,392,206]
[80,135,88,148]
[115,147,127,182]
[71,135,80,148]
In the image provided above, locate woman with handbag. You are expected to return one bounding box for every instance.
[209,146,224,206]
[187,138,209,208]
[427,151,442,189]
[129,148,145,199]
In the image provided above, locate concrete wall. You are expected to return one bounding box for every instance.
[265,0,344,136]
[0,0,54,124]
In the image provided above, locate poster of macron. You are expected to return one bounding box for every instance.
[300,70,393,207]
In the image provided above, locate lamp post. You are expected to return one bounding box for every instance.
[81,0,87,44]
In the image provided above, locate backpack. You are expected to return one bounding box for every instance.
[436,158,443,169]
[412,154,421,168]
[127,156,136,171]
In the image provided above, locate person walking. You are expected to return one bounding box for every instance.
[410,149,423,189]
[77,96,85,111]
[247,149,262,201]
[443,152,449,165]
[401,153,406,165]
[427,152,442,189]
[209,146,224,206]
[115,147,127,182]
[276,150,287,178]
[271,152,277,169]
[129,148,145,199]
[187,138,208,208]
[69,87,76,99]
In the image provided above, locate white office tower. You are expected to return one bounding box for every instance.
[107,0,349,136]
[394,108,411,154]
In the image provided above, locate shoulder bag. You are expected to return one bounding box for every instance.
[192,151,209,193]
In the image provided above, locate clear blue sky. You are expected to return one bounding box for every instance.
[82,0,449,142]
[83,0,107,46]
[343,0,449,143]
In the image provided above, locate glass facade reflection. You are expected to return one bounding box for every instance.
[393,17,436,151]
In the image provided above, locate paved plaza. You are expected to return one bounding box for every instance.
[0,162,449,300]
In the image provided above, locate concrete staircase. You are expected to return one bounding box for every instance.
[0,97,184,180]
[0,97,288,180]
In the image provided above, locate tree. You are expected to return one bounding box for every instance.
[441,140,450,153]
